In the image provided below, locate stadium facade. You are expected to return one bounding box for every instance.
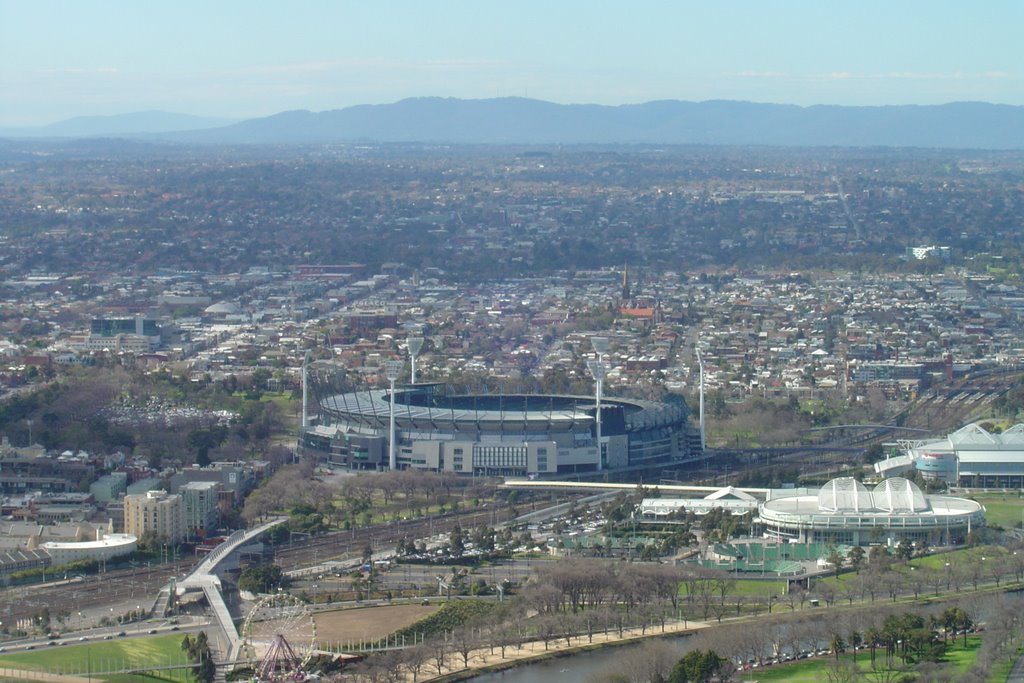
[758,476,984,546]
[897,423,1024,488]
[305,382,701,476]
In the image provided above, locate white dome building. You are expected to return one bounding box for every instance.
[759,477,983,547]
[41,533,137,567]
[203,301,240,316]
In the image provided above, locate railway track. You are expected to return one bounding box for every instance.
[0,497,561,628]
[0,563,179,627]
[270,501,529,569]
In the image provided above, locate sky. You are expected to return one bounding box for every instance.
[1,0,1022,127]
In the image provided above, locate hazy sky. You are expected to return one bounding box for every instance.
[2,0,1022,126]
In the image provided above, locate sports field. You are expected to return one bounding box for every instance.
[0,634,193,682]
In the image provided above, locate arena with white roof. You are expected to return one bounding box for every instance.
[892,423,1024,488]
[758,476,984,546]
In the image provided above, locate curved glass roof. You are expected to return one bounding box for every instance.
[816,476,929,513]
[873,477,928,512]
[817,477,872,513]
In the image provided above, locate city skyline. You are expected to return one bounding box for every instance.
[1,0,1022,127]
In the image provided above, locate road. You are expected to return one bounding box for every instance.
[1010,648,1024,683]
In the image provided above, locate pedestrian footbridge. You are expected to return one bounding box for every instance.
[166,518,286,663]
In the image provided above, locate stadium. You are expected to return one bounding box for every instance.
[758,476,984,546]
[894,422,1024,488]
[304,381,702,476]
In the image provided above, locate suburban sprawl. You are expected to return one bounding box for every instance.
[1,142,1024,682]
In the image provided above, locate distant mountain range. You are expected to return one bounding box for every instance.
[3,98,1023,149]
[0,111,240,138]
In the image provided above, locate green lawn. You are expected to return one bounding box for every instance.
[970,492,1024,528]
[260,391,298,413]
[809,545,1014,594]
[989,648,1022,683]
[743,636,981,682]
[0,634,194,682]
[679,578,788,599]
[731,579,788,597]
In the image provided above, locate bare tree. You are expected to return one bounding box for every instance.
[401,644,429,682]
[375,650,406,683]
[783,585,805,612]
[537,557,615,613]
[814,583,836,608]
[427,637,448,677]
[556,609,581,646]
[824,658,862,683]
[521,581,564,615]
[684,567,731,619]
[855,573,880,603]
[535,614,559,651]
[450,626,481,669]
[603,640,682,683]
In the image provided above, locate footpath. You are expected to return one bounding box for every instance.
[0,619,710,682]
[420,618,711,681]
[0,669,92,683]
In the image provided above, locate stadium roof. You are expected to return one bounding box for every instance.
[817,477,928,513]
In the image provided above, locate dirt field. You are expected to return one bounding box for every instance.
[314,604,439,643]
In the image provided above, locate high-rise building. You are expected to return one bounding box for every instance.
[123,490,185,544]
[180,481,221,539]
[69,316,162,353]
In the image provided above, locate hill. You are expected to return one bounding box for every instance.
[4,99,1022,149]
[0,110,239,138]
[178,98,1024,149]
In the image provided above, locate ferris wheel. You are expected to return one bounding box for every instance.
[240,593,317,681]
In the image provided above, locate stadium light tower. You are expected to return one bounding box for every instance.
[696,347,706,451]
[385,360,404,470]
[590,337,610,471]
[301,350,312,430]
[587,359,607,472]
[407,337,424,384]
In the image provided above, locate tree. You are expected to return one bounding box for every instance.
[824,659,861,683]
[669,649,731,683]
[829,632,846,660]
[848,630,862,662]
[942,606,972,646]
[847,545,865,574]
[181,631,216,683]
[427,637,449,677]
[450,525,465,559]
[826,546,845,577]
[402,644,430,682]
[238,564,286,594]
[602,641,680,683]
[450,626,481,669]
[868,544,892,569]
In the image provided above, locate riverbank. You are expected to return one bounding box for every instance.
[415,583,1021,682]
[419,618,711,682]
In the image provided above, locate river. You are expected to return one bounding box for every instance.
[467,591,1024,682]
[467,637,691,683]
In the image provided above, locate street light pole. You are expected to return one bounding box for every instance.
[385,360,404,471]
